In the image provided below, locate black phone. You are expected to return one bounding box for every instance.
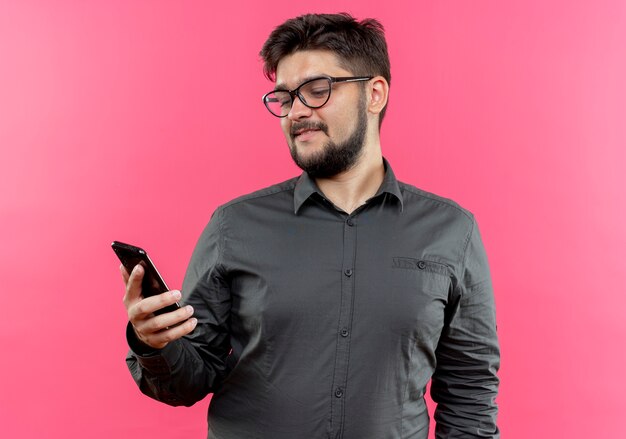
[112,241,180,315]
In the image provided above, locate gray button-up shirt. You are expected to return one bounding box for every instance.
[126,160,500,438]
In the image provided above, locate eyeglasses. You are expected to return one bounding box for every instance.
[262,76,372,118]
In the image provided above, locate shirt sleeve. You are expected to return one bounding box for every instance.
[431,217,500,438]
[125,208,232,407]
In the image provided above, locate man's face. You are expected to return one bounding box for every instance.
[274,50,368,178]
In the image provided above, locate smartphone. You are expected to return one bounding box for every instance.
[112,241,180,315]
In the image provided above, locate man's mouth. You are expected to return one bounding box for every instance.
[291,123,327,141]
[293,128,320,138]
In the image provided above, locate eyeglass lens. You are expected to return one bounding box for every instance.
[265,78,331,117]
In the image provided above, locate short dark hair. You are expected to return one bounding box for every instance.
[260,13,391,124]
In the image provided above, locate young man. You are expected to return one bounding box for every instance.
[123,13,500,439]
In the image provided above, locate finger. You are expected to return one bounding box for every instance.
[119,264,130,283]
[133,303,195,335]
[129,289,182,321]
[140,317,198,350]
[123,264,145,306]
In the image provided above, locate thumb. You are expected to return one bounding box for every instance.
[123,264,145,307]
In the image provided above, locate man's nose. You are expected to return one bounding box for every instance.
[287,95,312,120]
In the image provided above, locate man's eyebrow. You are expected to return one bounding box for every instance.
[274,75,328,91]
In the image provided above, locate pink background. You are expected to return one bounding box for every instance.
[1,1,625,437]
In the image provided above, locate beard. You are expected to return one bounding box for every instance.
[288,97,368,179]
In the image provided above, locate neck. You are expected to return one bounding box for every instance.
[315,147,385,214]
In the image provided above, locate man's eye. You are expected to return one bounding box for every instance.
[269,93,291,107]
[309,89,328,98]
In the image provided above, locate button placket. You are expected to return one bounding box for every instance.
[329,215,358,436]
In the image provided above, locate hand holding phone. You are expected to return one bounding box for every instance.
[114,241,196,349]
[112,241,180,315]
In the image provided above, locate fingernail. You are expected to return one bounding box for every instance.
[171,290,181,299]
[190,318,198,327]
[186,305,194,315]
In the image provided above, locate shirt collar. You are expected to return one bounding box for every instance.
[293,158,404,214]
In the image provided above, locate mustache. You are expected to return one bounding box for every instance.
[290,121,329,137]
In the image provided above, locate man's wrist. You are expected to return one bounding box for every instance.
[125,321,161,357]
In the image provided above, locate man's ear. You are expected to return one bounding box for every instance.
[367,76,389,116]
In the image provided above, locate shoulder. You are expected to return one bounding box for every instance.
[397,181,482,269]
[194,176,300,256]
[398,180,476,229]
[214,176,299,215]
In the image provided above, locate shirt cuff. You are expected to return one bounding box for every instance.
[125,321,162,357]
[125,321,185,374]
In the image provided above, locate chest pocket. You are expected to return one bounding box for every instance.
[389,258,452,343]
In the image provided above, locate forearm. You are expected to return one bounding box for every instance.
[431,327,500,438]
[126,321,230,407]
[431,218,500,438]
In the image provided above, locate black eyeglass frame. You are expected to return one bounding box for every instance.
[262,76,373,118]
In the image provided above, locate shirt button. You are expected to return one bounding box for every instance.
[335,387,344,398]
[417,261,426,269]
[340,327,349,337]
[344,268,353,277]
[346,218,354,226]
